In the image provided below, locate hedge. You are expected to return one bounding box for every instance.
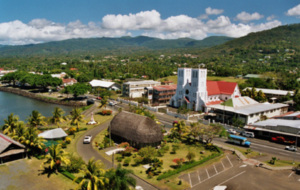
[59,170,81,183]
[157,151,222,180]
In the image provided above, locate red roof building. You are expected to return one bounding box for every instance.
[153,84,177,103]
[62,78,77,86]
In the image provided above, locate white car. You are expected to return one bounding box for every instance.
[83,135,92,144]
[109,101,118,106]
[227,129,237,134]
[285,145,297,151]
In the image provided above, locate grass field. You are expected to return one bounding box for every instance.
[94,130,223,190]
[159,75,246,85]
[0,158,77,190]
[264,159,300,167]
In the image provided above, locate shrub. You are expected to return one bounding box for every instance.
[99,110,112,115]
[133,156,144,166]
[157,152,222,180]
[118,142,130,148]
[65,137,71,144]
[122,146,135,157]
[65,153,85,173]
[68,127,77,136]
[116,156,123,162]
[123,158,131,166]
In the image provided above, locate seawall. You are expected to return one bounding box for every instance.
[0,86,86,107]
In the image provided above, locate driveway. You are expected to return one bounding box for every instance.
[76,121,159,190]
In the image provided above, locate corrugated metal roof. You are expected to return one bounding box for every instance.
[207,81,237,96]
[38,128,67,139]
[124,80,160,85]
[89,79,115,88]
[251,119,300,129]
[208,98,288,115]
[244,87,294,96]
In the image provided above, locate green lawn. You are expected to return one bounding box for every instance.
[159,75,246,85]
[95,134,223,190]
[226,145,264,159]
[264,159,300,167]
[0,158,77,190]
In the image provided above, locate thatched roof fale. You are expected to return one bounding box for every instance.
[109,111,163,144]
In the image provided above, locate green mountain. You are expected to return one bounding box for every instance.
[0,36,233,57]
[198,23,300,58]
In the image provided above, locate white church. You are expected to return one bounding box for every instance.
[170,68,241,112]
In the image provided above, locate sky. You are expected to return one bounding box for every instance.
[0,0,299,45]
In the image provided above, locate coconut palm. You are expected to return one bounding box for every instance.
[2,113,19,135]
[50,107,66,127]
[70,108,84,131]
[105,165,136,190]
[74,158,108,190]
[23,127,46,155]
[11,122,27,142]
[43,144,70,173]
[27,110,47,128]
[100,96,108,109]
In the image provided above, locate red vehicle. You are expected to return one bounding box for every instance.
[96,97,102,100]
[271,136,295,145]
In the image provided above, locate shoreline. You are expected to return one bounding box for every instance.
[0,86,86,107]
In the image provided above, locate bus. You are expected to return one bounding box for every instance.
[228,134,251,147]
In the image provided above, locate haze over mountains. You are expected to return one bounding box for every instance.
[0,36,233,57]
[0,23,299,58]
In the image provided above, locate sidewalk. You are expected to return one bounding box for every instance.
[213,141,293,170]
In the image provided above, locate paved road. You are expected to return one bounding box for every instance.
[214,137,300,162]
[76,121,159,190]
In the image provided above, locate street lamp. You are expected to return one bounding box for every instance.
[293,131,300,164]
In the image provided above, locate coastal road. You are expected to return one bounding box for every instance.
[76,121,159,190]
[214,137,300,162]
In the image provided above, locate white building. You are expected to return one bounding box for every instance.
[208,96,288,125]
[170,68,240,112]
[89,79,120,91]
[122,80,161,98]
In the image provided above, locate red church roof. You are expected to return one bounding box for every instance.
[206,81,237,96]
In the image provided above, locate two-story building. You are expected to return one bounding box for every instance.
[122,80,161,98]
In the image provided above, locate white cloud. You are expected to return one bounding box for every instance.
[286,4,300,16]
[102,10,161,30]
[236,11,264,22]
[0,10,283,45]
[205,7,224,15]
[266,15,276,21]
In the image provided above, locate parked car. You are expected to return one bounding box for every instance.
[109,101,118,106]
[96,97,102,100]
[83,135,92,144]
[241,131,255,138]
[227,129,237,134]
[285,145,297,151]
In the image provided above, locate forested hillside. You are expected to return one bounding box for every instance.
[0,36,233,57]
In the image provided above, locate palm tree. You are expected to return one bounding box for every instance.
[75,158,108,190]
[50,107,66,127]
[11,122,27,142]
[105,165,136,190]
[2,113,20,135]
[70,108,84,131]
[27,110,47,128]
[100,96,108,109]
[43,144,70,173]
[23,127,46,155]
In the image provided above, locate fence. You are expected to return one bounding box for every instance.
[117,98,139,106]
